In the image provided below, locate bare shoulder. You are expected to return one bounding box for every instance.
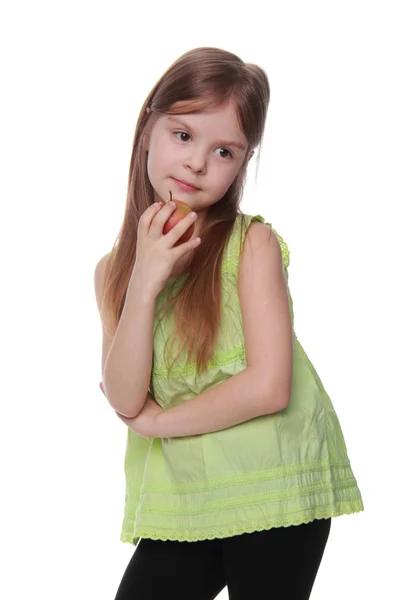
[238,220,286,302]
[94,252,112,312]
[240,221,283,270]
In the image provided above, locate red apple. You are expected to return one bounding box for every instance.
[161,191,195,246]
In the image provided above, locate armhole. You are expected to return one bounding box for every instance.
[222,214,290,276]
[238,214,266,256]
[268,226,290,270]
[223,214,265,278]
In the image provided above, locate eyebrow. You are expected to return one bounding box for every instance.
[167,115,247,151]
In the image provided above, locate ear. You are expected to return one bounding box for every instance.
[243,150,254,168]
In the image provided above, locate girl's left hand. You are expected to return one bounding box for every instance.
[99,382,163,438]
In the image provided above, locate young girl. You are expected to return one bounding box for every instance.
[95,47,364,600]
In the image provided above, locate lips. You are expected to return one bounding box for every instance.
[172,177,200,190]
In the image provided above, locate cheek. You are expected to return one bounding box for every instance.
[147,136,174,178]
[147,150,164,181]
[211,165,239,193]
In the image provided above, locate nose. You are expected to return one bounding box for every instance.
[184,147,207,175]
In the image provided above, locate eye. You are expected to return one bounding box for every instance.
[215,147,233,159]
[173,131,191,142]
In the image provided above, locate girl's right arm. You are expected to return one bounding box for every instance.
[94,201,200,418]
[100,274,158,418]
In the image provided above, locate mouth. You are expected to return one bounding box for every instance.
[171,177,200,192]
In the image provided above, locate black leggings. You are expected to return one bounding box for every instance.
[114,517,331,599]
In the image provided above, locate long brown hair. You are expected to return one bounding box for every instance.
[100,47,270,377]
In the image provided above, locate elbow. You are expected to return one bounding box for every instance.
[109,394,142,419]
[101,380,143,418]
[278,393,291,411]
[115,408,140,419]
[113,402,141,419]
[275,378,292,411]
[258,376,292,414]
[110,398,142,419]
[271,392,291,413]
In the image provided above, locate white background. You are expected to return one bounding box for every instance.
[1,1,398,598]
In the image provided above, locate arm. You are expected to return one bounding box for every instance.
[100,368,282,439]
[103,223,293,438]
[152,367,287,437]
[95,202,201,419]
[102,276,158,418]
[94,253,158,419]
[151,223,293,438]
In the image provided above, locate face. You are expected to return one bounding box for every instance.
[145,100,251,232]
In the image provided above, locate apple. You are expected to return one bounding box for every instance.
[161,191,195,246]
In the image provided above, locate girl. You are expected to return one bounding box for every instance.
[95,47,364,600]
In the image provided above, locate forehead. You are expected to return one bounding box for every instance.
[162,100,246,142]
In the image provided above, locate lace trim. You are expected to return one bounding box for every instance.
[152,344,246,379]
[223,218,291,276]
[121,504,364,545]
[269,225,290,270]
[220,258,240,275]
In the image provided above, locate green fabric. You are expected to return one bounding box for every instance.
[120,213,364,546]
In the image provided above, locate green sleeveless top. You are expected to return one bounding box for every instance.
[120,213,364,546]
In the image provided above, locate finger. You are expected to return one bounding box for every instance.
[171,234,201,260]
[162,210,198,246]
[149,201,178,236]
[138,202,163,233]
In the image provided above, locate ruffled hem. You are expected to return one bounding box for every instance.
[120,501,364,546]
